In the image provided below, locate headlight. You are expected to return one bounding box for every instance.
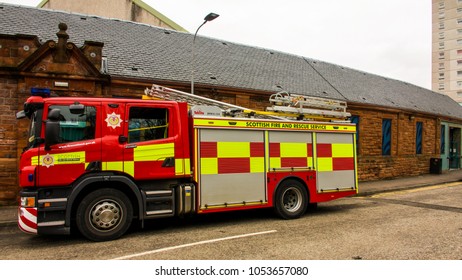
[20,197,36,208]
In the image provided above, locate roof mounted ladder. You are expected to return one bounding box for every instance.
[266,92,351,121]
[145,84,249,112]
[144,84,350,121]
[145,84,286,120]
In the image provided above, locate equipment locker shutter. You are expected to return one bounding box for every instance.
[198,129,266,208]
[316,133,356,191]
[268,131,313,169]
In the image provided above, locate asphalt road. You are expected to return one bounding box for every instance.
[1,182,461,260]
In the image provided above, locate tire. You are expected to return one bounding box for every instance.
[76,188,133,242]
[274,179,308,219]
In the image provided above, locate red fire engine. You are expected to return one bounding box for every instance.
[17,85,357,241]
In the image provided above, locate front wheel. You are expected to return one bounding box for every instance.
[76,188,133,242]
[274,179,308,219]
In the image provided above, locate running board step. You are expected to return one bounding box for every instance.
[143,189,175,218]
[146,209,173,215]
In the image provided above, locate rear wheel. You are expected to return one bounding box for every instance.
[274,179,308,219]
[76,188,133,242]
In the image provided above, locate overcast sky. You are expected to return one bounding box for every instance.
[1,0,432,89]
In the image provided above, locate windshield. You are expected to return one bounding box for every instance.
[25,108,43,151]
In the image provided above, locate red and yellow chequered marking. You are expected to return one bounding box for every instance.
[316,143,354,171]
[200,141,265,174]
[269,142,313,168]
[30,143,190,178]
[175,158,191,176]
[101,143,175,177]
[101,143,190,177]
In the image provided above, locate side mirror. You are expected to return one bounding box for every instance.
[16,110,26,119]
[45,108,61,150]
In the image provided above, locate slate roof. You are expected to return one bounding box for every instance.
[2,3,462,120]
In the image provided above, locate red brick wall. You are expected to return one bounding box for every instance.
[0,77,19,205]
[349,107,439,181]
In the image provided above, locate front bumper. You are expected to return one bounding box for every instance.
[18,206,71,235]
[18,187,71,236]
[18,207,37,234]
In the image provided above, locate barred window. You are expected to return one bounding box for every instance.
[416,122,423,154]
[382,119,392,156]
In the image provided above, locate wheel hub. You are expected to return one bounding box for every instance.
[91,201,121,230]
[283,187,302,212]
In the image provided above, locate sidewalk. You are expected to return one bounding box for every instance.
[1,170,462,228]
[357,169,462,196]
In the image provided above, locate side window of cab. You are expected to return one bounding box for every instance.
[49,105,97,143]
[128,107,169,143]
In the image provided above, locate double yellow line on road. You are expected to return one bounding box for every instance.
[370,182,462,198]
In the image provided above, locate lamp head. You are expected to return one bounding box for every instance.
[204,13,219,22]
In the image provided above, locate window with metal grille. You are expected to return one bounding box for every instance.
[416,122,423,154]
[351,115,360,151]
[382,119,392,156]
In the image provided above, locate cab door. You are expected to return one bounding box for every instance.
[37,101,101,187]
[122,102,178,180]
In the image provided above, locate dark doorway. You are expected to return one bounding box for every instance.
[449,127,461,169]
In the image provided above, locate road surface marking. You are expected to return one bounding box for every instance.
[370,182,461,198]
[111,229,277,260]
[367,197,462,213]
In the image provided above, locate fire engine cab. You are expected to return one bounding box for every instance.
[16,85,358,241]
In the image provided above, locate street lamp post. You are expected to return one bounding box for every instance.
[191,12,219,94]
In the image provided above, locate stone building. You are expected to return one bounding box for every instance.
[1,3,462,204]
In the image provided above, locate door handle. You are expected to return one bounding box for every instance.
[162,157,175,167]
